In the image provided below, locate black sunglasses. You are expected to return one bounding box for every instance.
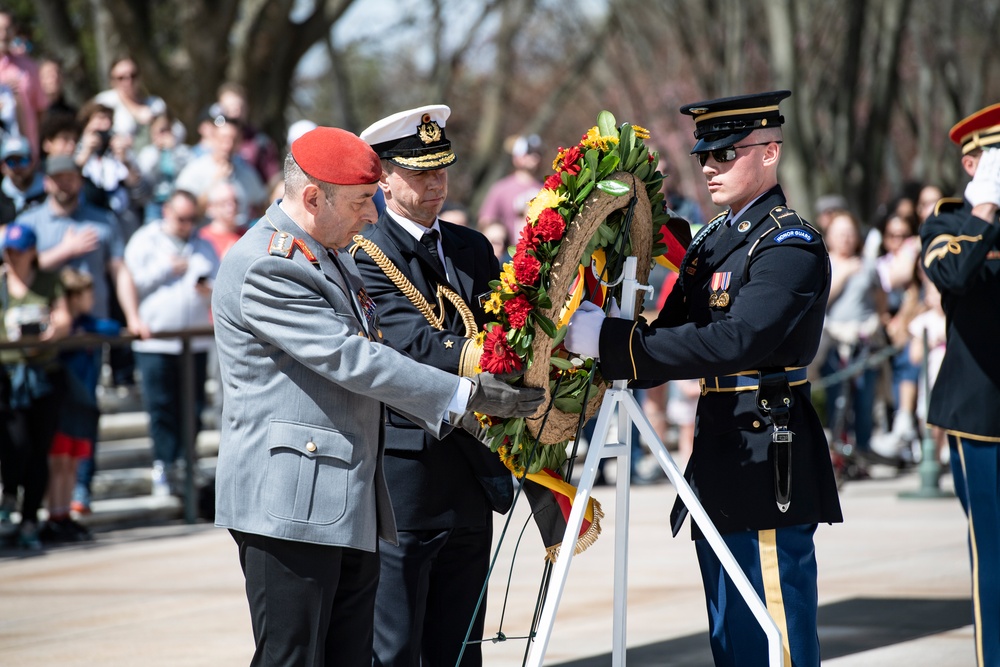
[696,141,781,167]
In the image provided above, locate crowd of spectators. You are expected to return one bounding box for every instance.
[0,6,955,548]
[0,10,291,549]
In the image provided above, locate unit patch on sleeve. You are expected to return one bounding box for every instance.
[774,229,814,244]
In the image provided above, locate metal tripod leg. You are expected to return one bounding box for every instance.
[525,389,784,667]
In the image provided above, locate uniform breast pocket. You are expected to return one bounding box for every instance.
[263,420,355,525]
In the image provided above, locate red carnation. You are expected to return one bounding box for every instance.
[543,173,563,191]
[514,222,538,257]
[513,251,541,285]
[560,146,583,175]
[535,208,566,242]
[503,293,533,329]
[480,325,523,375]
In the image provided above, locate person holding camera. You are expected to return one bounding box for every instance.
[74,100,146,236]
[920,102,1000,667]
[123,189,219,497]
[0,223,72,550]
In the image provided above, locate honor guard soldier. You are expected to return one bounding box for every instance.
[920,102,1000,667]
[353,105,513,667]
[565,90,843,667]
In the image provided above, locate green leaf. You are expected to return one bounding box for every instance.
[554,396,584,413]
[551,324,568,348]
[585,149,599,183]
[574,180,595,204]
[596,179,630,197]
[536,313,557,338]
[549,356,575,371]
[597,152,621,180]
[597,110,618,138]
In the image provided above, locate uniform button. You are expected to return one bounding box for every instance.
[752,420,761,429]
[306,441,317,452]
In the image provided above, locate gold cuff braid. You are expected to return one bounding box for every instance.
[458,340,484,377]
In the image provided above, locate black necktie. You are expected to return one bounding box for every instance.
[420,229,445,273]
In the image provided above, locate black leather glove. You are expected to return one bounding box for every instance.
[467,373,546,418]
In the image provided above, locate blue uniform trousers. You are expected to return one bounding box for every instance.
[695,524,820,667]
[949,434,1000,667]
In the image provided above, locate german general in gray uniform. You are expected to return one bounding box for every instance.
[565,91,842,667]
[353,104,510,667]
[211,126,542,667]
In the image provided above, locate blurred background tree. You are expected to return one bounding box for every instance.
[12,0,1000,224]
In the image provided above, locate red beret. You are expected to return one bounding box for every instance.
[949,102,1000,155]
[291,127,382,185]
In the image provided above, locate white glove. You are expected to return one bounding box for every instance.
[608,297,621,319]
[965,147,1000,207]
[564,300,606,358]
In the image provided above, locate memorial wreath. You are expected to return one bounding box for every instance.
[471,111,690,560]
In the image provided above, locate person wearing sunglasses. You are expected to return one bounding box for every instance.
[0,135,44,225]
[565,90,841,667]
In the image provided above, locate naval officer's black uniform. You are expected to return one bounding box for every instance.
[354,105,511,667]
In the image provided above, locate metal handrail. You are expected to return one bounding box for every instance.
[0,325,216,524]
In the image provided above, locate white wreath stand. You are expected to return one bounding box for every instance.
[525,257,783,667]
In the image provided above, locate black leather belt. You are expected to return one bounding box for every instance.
[699,367,807,396]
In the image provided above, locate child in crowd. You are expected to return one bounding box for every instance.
[57,268,121,519]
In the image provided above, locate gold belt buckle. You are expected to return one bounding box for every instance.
[700,378,708,396]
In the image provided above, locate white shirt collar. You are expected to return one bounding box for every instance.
[386,208,440,241]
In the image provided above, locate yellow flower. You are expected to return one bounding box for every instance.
[500,262,518,293]
[498,444,526,477]
[581,126,619,152]
[631,124,651,140]
[525,189,566,223]
[484,290,504,315]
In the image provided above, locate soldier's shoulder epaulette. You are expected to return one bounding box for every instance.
[769,205,804,228]
[267,231,319,266]
[933,197,964,217]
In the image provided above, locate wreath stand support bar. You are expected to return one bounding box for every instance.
[525,257,783,667]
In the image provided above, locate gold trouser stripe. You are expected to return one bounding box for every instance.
[628,321,639,379]
[956,439,985,667]
[758,529,792,667]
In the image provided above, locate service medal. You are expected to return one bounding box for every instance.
[708,292,718,307]
[717,291,730,307]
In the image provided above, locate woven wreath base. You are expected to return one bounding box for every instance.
[524,171,653,444]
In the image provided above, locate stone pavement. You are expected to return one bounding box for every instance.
[0,467,973,666]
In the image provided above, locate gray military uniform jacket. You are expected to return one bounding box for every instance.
[212,201,461,551]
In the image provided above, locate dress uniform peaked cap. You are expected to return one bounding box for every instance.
[291,127,381,185]
[360,104,457,171]
[680,90,791,154]
[949,102,1000,155]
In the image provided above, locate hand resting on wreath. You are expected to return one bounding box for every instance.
[564,300,608,358]
[466,373,546,418]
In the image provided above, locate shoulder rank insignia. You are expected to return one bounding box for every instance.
[268,232,320,266]
[769,205,803,228]
[933,197,964,217]
[269,231,294,257]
